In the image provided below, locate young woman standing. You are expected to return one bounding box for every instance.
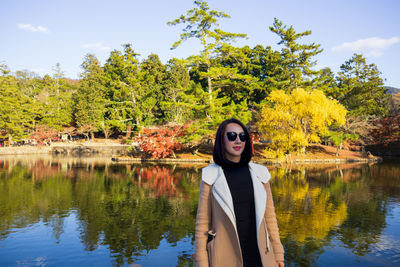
[194,118,284,267]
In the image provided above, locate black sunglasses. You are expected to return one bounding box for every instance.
[226,132,248,142]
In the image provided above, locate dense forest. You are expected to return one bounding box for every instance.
[1,0,399,158]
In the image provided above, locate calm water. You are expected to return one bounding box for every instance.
[0,156,399,267]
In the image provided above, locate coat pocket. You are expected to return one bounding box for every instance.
[206,230,216,266]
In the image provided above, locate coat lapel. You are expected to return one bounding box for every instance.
[249,165,267,244]
[211,166,237,231]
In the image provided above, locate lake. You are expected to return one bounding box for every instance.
[0,156,399,266]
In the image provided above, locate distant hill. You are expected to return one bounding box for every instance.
[386,86,400,94]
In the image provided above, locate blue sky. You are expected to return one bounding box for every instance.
[1,0,399,88]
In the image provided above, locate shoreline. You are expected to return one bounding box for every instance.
[0,143,129,156]
[112,156,381,165]
[0,143,384,165]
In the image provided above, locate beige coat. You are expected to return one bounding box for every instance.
[194,162,284,267]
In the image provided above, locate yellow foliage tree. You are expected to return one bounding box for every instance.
[258,88,347,157]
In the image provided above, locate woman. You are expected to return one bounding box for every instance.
[194,118,284,267]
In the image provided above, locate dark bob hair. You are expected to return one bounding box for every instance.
[213,118,253,166]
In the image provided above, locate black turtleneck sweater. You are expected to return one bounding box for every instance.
[222,161,262,267]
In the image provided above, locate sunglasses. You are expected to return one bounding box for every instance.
[226,131,248,142]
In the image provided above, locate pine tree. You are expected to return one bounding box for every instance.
[160,58,191,124]
[139,54,167,124]
[39,63,74,131]
[268,18,323,92]
[103,44,142,133]
[168,0,247,111]
[336,54,389,116]
[74,54,107,139]
[0,69,34,142]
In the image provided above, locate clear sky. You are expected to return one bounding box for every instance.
[1,0,399,88]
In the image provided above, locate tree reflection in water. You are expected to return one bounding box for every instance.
[0,160,201,266]
[270,167,347,266]
[270,162,400,266]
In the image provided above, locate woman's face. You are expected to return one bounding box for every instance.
[223,123,246,163]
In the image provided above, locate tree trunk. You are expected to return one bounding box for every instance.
[207,75,213,110]
[103,127,109,139]
[8,134,12,146]
[126,125,131,139]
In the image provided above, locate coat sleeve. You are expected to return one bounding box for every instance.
[194,181,212,267]
[264,181,285,263]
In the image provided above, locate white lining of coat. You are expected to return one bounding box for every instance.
[211,171,237,230]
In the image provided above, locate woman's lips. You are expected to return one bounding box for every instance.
[233,146,241,151]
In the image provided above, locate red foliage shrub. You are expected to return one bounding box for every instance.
[29,125,60,145]
[134,124,188,159]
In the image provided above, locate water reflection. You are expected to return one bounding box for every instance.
[0,158,400,266]
[0,158,202,266]
[269,162,400,266]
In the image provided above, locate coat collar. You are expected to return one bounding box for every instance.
[201,162,271,185]
[201,162,271,238]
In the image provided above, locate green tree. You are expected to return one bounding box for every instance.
[0,71,34,142]
[323,131,358,156]
[168,0,252,143]
[74,54,107,139]
[39,63,74,130]
[336,54,389,116]
[14,69,41,98]
[168,0,247,110]
[160,58,191,124]
[317,67,339,98]
[181,82,252,144]
[139,54,166,124]
[268,18,323,92]
[103,44,142,133]
[235,45,281,105]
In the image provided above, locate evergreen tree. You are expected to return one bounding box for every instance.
[0,69,34,142]
[139,54,166,124]
[74,54,107,139]
[268,18,323,92]
[209,44,260,103]
[38,64,74,131]
[160,58,191,124]
[14,70,41,98]
[180,82,252,143]
[103,44,142,133]
[336,54,389,116]
[317,67,339,98]
[237,44,282,105]
[168,0,248,110]
[168,0,252,142]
